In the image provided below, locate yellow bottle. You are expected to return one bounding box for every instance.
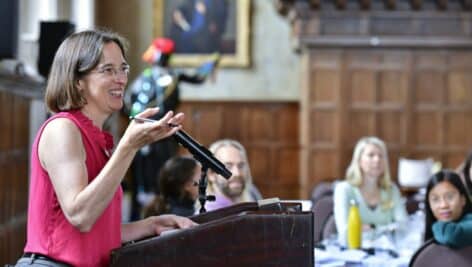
[347,199,362,249]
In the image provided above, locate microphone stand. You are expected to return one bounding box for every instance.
[171,129,230,213]
[197,165,215,213]
[129,116,229,213]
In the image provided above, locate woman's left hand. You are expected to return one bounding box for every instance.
[149,214,198,235]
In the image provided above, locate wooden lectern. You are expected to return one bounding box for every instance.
[110,201,314,267]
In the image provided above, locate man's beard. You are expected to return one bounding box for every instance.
[219,176,246,198]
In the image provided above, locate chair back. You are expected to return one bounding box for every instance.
[409,239,472,267]
[312,194,334,244]
[320,213,337,241]
[310,182,333,204]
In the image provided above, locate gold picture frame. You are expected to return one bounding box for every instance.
[153,0,251,67]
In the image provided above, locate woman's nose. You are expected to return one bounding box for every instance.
[115,74,128,84]
[438,198,449,208]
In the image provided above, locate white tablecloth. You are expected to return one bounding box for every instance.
[315,211,425,267]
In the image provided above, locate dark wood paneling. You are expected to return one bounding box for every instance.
[288,0,472,199]
[300,49,472,198]
[0,89,30,265]
[278,0,472,49]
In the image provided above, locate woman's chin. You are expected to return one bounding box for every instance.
[109,102,124,112]
[437,215,453,222]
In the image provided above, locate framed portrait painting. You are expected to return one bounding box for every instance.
[153,0,251,67]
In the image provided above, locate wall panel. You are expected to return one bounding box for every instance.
[300,49,472,198]
[0,88,32,265]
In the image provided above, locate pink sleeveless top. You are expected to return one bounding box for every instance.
[24,110,122,267]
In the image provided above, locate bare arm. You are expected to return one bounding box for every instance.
[39,108,184,232]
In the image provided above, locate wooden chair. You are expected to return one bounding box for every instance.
[409,239,472,267]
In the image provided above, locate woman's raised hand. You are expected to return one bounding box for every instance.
[123,107,185,150]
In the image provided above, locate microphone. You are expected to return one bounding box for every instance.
[129,116,232,179]
[173,129,232,179]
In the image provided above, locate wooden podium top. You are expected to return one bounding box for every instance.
[110,201,314,267]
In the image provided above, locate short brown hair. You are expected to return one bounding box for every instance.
[45,29,128,113]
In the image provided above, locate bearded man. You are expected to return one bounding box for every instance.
[203,139,262,211]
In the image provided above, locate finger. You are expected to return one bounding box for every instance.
[136,107,160,119]
[149,118,179,134]
[175,218,198,229]
[158,110,175,123]
[158,226,175,233]
[168,112,185,126]
[150,126,180,142]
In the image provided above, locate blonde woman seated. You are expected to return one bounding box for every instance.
[333,136,408,245]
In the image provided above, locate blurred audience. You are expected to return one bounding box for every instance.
[423,170,472,248]
[334,136,408,245]
[143,156,201,217]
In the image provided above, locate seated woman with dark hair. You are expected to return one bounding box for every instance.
[143,156,201,217]
[424,170,472,248]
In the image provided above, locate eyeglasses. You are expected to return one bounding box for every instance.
[429,191,460,206]
[224,162,246,171]
[91,64,130,78]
